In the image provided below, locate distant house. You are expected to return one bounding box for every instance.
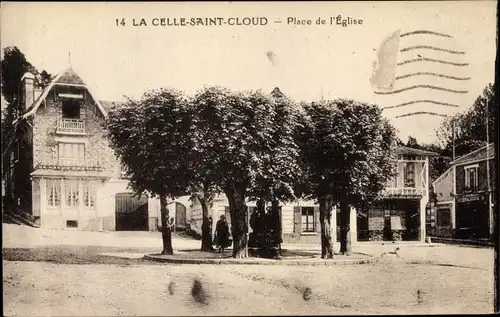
[429,166,455,237]
[4,68,191,231]
[432,143,495,240]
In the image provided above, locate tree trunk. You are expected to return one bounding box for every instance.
[339,202,352,255]
[257,197,266,214]
[318,196,334,259]
[200,197,214,252]
[226,187,248,258]
[271,199,282,241]
[159,194,173,255]
[271,198,282,254]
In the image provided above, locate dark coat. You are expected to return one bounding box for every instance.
[214,220,231,248]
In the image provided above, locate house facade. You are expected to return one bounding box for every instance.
[432,143,495,240]
[429,166,455,237]
[200,146,437,244]
[4,68,191,232]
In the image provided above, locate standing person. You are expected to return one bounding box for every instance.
[214,215,230,252]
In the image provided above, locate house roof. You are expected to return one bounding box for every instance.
[432,166,454,187]
[450,143,494,166]
[54,68,86,85]
[99,100,127,112]
[20,67,107,120]
[271,87,285,98]
[395,146,438,156]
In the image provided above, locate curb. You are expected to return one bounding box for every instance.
[429,237,493,248]
[143,253,376,266]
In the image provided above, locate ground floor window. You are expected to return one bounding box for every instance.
[301,207,315,232]
[83,180,97,207]
[47,179,61,207]
[65,179,79,207]
[436,209,451,227]
[45,178,98,209]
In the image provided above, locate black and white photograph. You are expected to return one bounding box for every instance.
[1,1,498,315]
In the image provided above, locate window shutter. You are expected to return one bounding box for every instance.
[78,144,85,160]
[314,207,321,233]
[293,206,301,233]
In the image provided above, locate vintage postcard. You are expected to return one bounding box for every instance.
[1,1,497,316]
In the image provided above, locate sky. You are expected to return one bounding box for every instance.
[1,1,497,144]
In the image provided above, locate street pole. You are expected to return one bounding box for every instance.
[452,119,456,161]
[245,208,249,257]
[486,105,493,236]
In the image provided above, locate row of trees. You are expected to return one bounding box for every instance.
[106,87,398,258]
[2,46,494,258]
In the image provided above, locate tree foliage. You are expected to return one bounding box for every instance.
[436,83,496,159]
[1,46,52,204]
[248,92,301,204]
[298,99,397,256]
[301,100,397,204]
[106,88,194,254]
[192,86,299,258]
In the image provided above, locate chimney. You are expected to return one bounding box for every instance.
[21,72,36,110]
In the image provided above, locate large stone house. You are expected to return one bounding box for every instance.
[431,143,495,240]
[4,68,191,231]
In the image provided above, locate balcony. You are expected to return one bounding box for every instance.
[56,118,86,135]
[36,157,102,172]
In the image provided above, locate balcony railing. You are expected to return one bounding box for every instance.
[56,118,85,134]
[381,187,427,198]
[36,157,101,171]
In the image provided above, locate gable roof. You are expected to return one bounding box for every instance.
[54,68,86,85]
[395,146,438,157]
[450,143,494,166]
[271,87,285,98]
[432,166,454,187]
[99,100,127,112]
[21,67,107,120]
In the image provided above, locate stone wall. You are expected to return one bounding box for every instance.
[32,90,121,176]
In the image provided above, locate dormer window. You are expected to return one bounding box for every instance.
[62,98,81,119]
